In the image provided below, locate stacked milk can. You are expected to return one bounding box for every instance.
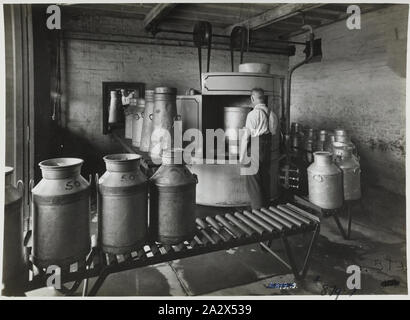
[306,128,361,210]
[124,87,181,162]
[10,87,195,283]
[13,148,197,283]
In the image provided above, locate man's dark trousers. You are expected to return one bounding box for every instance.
[245,133,271,210]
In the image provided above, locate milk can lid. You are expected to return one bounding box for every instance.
[5,166,13,176]
[137,98,145,107]
[155,87,177,95]
[334,128,347,136]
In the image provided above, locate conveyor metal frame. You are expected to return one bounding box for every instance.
[22,204,320,297]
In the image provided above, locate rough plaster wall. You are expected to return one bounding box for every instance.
[289,5,407,195]
[60,14,288,176]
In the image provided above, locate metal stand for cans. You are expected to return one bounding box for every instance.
[293,195,358,240]
[22,203,320,297]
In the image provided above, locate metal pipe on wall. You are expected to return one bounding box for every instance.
[63,31,293,55]
[284,25,314,158]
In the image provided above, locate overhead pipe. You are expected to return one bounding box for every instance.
[155,27,306,45]
[284,24,314,159]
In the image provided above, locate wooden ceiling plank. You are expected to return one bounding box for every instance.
[224,3,325,34]
[143,3,178,31]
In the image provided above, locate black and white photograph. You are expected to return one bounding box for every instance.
[0,0,408,303]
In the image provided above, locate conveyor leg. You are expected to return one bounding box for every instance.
[281,237,302,281]
[87,269,110,297]
[260,226,320,282]
[299,224,320,279]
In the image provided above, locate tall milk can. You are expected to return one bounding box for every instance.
[224,106,251,155]
[3,167,27,294]
[99,154,148,254]
[132,99,145,148]
[124,105,136,139]
[307,152,343,209]
[335,147,361,201]
[150,87,178,160]
[32,158,90,268]
[149,149,197,244]
[139,89,155,152]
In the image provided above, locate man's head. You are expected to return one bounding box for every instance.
[250,88,265,107]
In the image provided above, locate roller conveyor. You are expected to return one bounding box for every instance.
[23,203,320,296]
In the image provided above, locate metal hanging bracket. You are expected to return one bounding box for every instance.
[229,26,248,72]
[193,21,213,89]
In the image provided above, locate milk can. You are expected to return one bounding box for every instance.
[150,149,197,244]
[224,106,251,155]
[32,158,90,268]
[335,147,361,201]
[304,128,316,163]
[316,130,327,151]
[108,90,120,124]
[307,152,343,209]
[124,105,135,139]
[132,99,145,148]
[334,129,358,159]
[99,154,148,254]
[3,167,27,294]
[291,122,304,154]
[140,90,155,152]
[150,87,178,160]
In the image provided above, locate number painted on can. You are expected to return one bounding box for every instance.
[65,180,81,190]
[121,174,136,181]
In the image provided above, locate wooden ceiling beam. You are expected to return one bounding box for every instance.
[143,3,177,31]
[224,3,325,34]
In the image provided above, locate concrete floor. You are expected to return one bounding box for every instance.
[26,185,407,297]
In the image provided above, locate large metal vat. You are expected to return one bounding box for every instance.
[188,150,280,207]
[139,90,155,152]
[239,63,271,73]
[335,147,361,201]
[32,158,90,268]
[150,149,197,244]
[3,167,27,294]
[99,154,148,254]
[307,152,343,209]
[224,106,251,155]
[150,87,178,160]
[132,99,145,148]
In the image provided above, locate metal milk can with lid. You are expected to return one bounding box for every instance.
[149,149,197,244]
[224,106,251,155]
[307,151,343,209]
[150,87,178,160]
[132,98,145,148]
[32,158,90,268]
[99,154,148,254]
[124,105,135,139]
[108,90,120,124]
[140,89,155,152]
[335,147,361,201]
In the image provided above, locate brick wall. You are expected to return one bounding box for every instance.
[59,13,288,176]
[289,5,407,195]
